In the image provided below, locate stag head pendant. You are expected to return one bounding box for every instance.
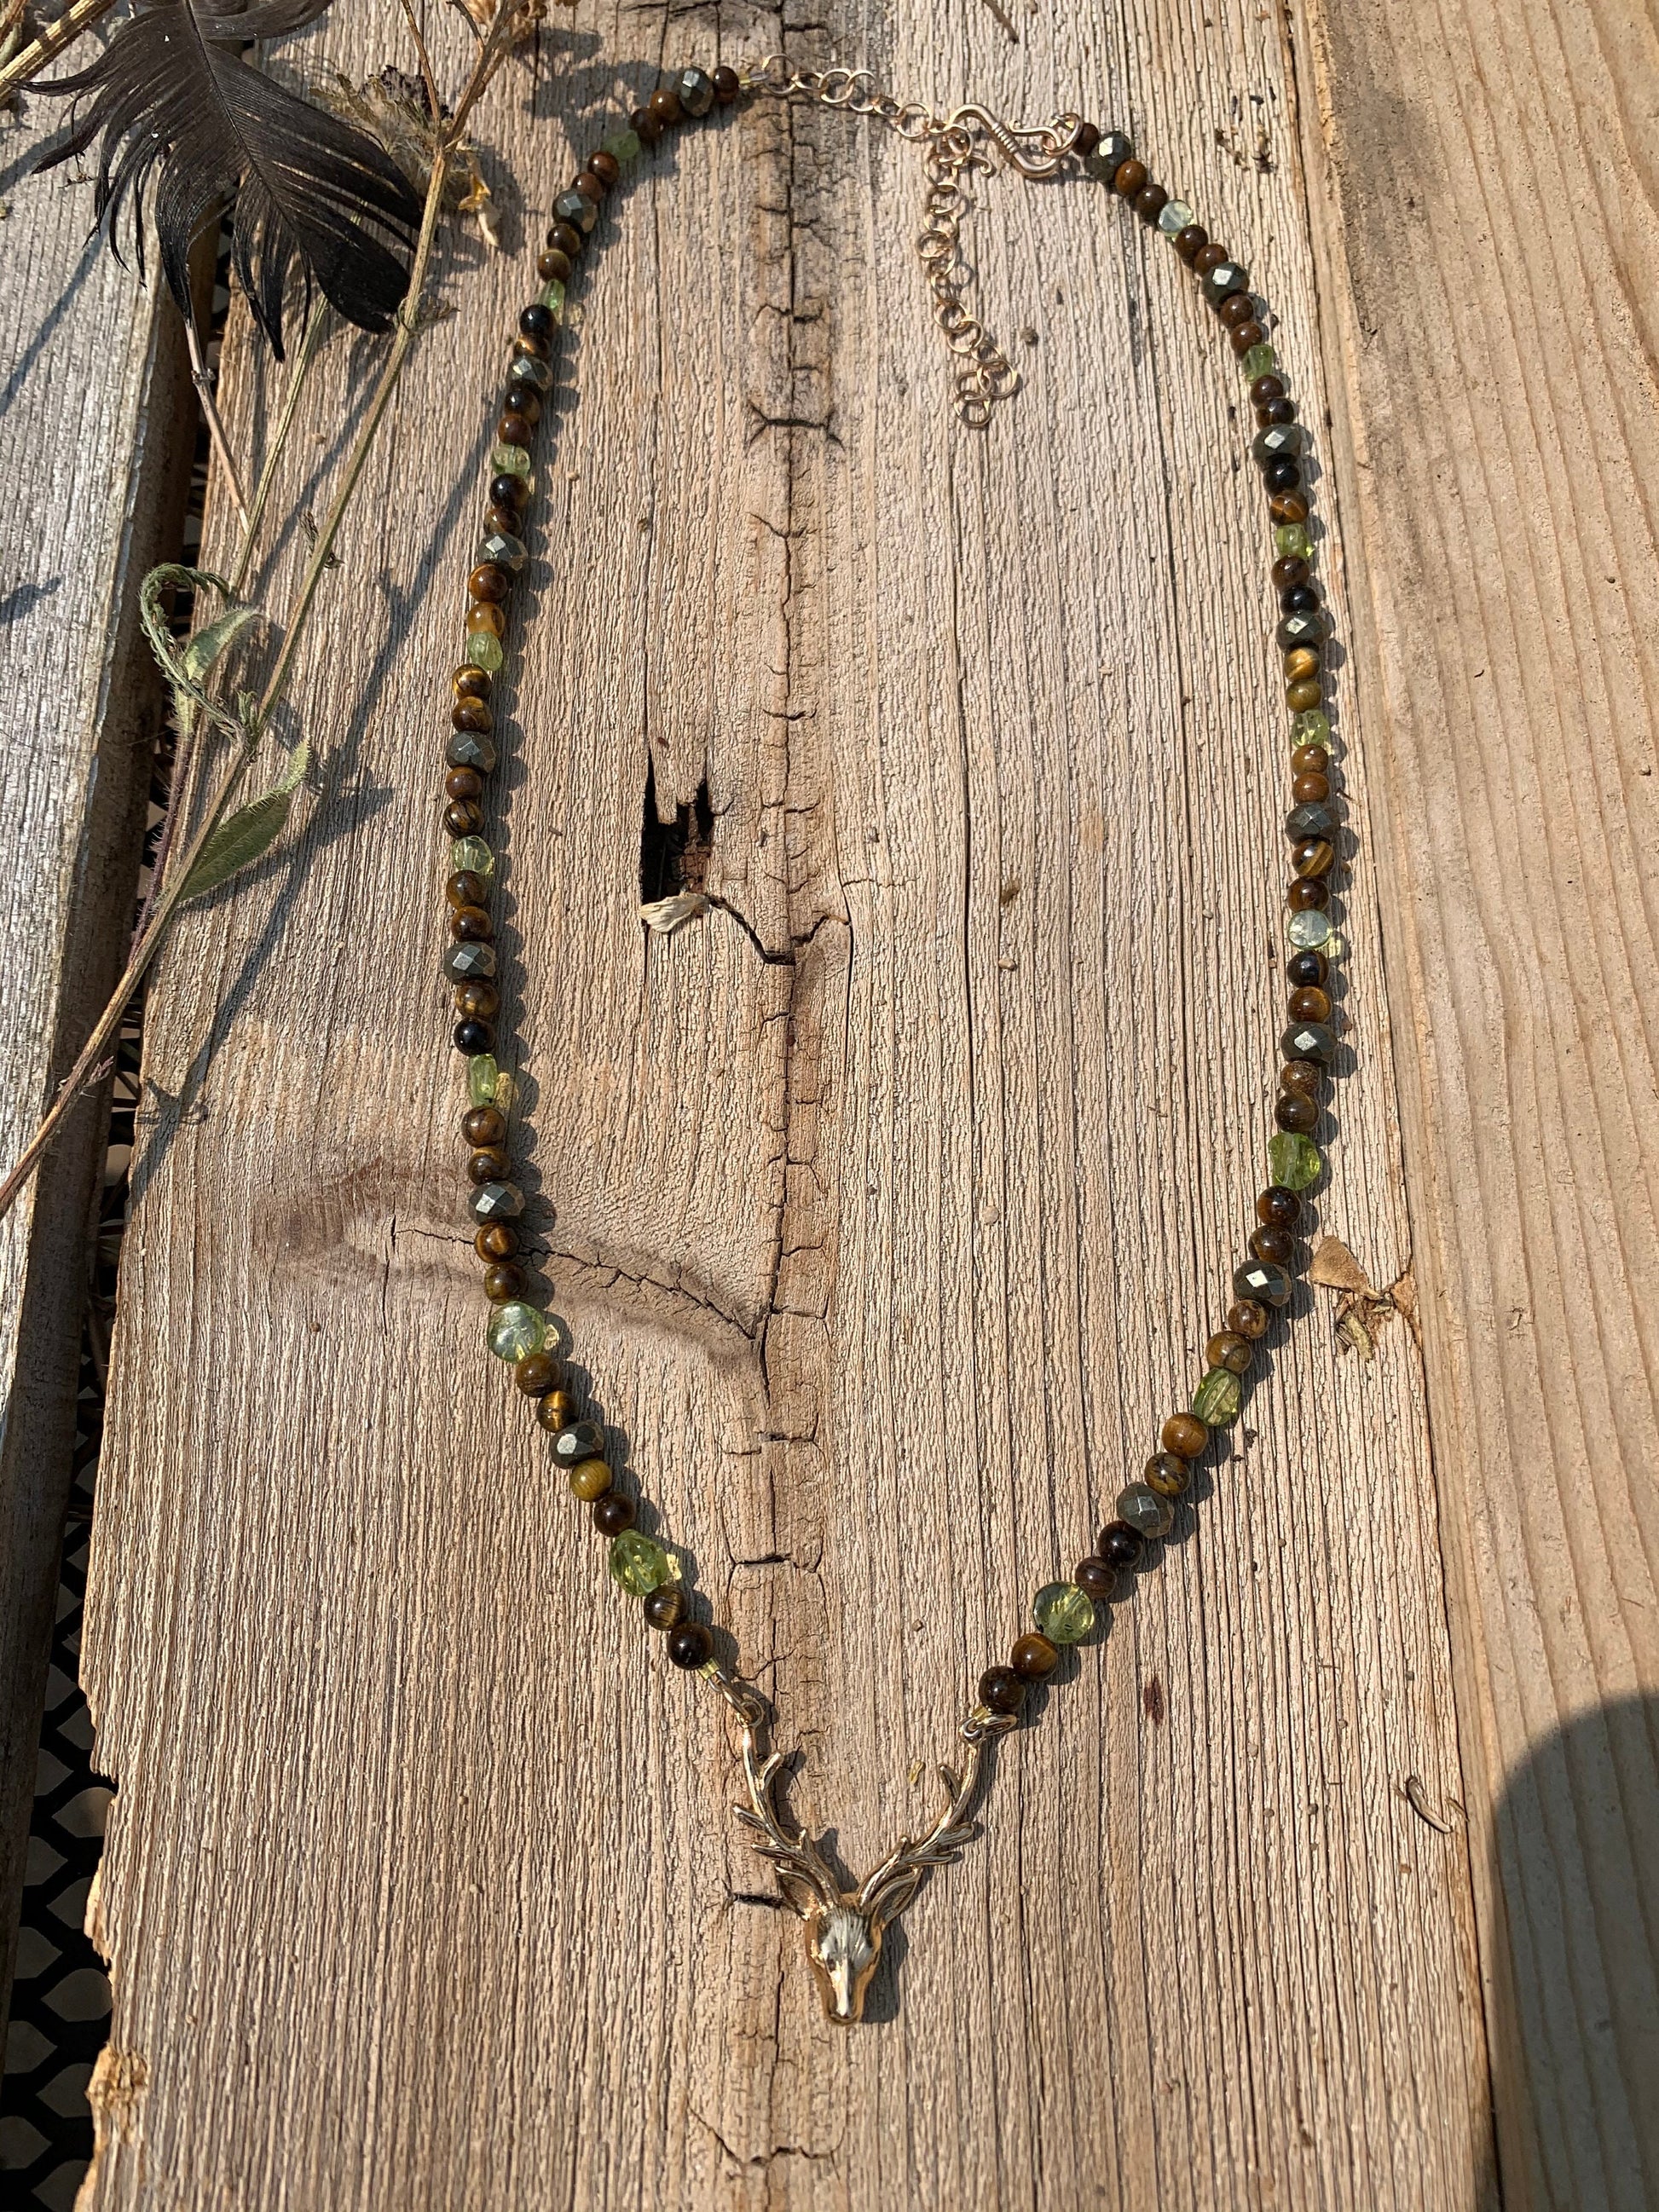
[732,1725,997,2024]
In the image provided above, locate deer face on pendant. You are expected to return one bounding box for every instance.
[795,1893,906,2024]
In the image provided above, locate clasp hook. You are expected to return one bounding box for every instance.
[948,106,1084,180]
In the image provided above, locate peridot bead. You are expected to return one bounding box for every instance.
[539,277,565,319]
[1291,708,1331,749]
[467,1052,500,1106]
[1274,522,1313,562]
[608,1531,680,1597]
[1269,1132,1322,1190]
[487,1301,545,1361]
[1192,1367,1242,1426]
[466,632,504,673]
[1286,907,1335,950]
[490,442,531,477]
[1032,1580,1095,1644]
[1242,341,1277,379]
[603,127,641,165]
[449,835,494,880]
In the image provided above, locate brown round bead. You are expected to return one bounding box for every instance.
[1143,1450,1191,1497]
[1162,1412,1209,1459]
[1290,746,1330,780]
[1284,647,1322,684]
[712,64,740,102]
[631,106,662,147]
[1257,1184,1300,1227]
[1228,1297,1270,1339]
[589,148,621,185]
[1194,241,1228,275]
[1072,120,1101,155]
[503,384,541,427]
[444,800,484,835]
[536,1389,575,1434]
[483,504,523,540]
[466,602,506,639]
[1292,838,1335,879]
[447,869,486,908]
[1097,1520,1145,1568]
[1218,290,1257,328]
[667,1622,713,1670]
[482,1261,524,1302]
[512,331,552,361]
[496,412,532,448]
[649,86,682,125]
[454,980,499,1021]
[476,1222,518,1261]
[454,665,492,700]
[1112,157,1147,196]
[1292,771,1331,804]
[1281,1059,1323,1098]
[1133,182,1168,223]
[1075,1554,1118,1603]
[1286,677,1324,713]
[592,1492,636,1536]
[1229,320,1267,355]
[1251,373,1286,405]
[644,1584,687,1630]
[1173,223,1208,264]
[1205,1330,1253,1375]
[568,1458,612,1500]
[469,563,512,604]
[1288,985,1332,1023]
[468,1146,509,1184]
[1287,877,1330,911]
[445,766,483,800]
[515,1351,560,1397]
[1258,396,1298,426]
[573,171,604,205]
[1273,554,1310,592]
[464,1105,506,1146]
[537,246,573,283]
[1275,1091,1319,1134]
[452,905,494,942]
[979,1665,1026,1715]
[452,697,492,733]
[546,222,582,258]
[1270,492,1309,525]
[1011,1632,1060,1680]
[1249,1224,1295,1266]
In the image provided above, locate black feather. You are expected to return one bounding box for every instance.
[37,0,424,356]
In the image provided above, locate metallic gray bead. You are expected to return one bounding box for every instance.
[508,353,552,391]
[1276,609,1326,650]
[445,941,497,980]
[1096,131,1134,170]
[553,1419,606,1464]
[1282,1019,1336,1065]
[1202,258,1249,305]
[1253,422,1306,465]
[477,531,527,572]
[554,188,597,234]
[446,730,497,771]
[1286,800,1338,841]
[471,1181,525,1222]
[674,66,714,117]
[1116,1482,1174,1539]
[1234,1257,1291,1307]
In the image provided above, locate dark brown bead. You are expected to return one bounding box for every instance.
[1290,741,1330,775]
[644,1585,687,1630]
[1288,985,1332,1023]
[1218,290,1257,328]
[1133,182,1168,223]
[631,106,662,147]
[503,382,540,425]
[465,1105,506,1146]
[519,303,556,339]
[475,1222,518,1261]
[469,563,511,604]
[1292,771,1331,804]
[452,697,492,733]
[1011,1632,1060,1679]
[1173,222,1208,264]
[979,1665,1026,1715]
[452,904,494,942]
[1287,877,1330,911]
[1257,395,1297,426]
[1112,157,1148,197]
[483,1261,524,1302]
[1228,1297,1270,1338]
[1143,1450,1192,1496]
[1072,120,1101,155]
[445,800,484,835]
[1206,1330,1253,1375]
[1251,372,1286,406]
[468,1146,509,1184]
[488,471,528,510]
[496,412,532,448]
[454,664,493,699]
[649,86,682,125]
[667,1621,714,1670]
[1194,241,1228,275]
[445,767,483,800]
[1272,554,1310,592]
[1249,1224,1295,1266]
[547,222,582,258]
[515,1351,560,1397]
[1097,1520,1145,1568]
[1286,948,1329,989]
[592,1492,636,1536]
[589,147,621,185]
[1257,1184,1300,1227]
[1230,320,1267,356]
[1281,1059,1324,1099]
[1275,1090,1319,1134]
[466,602,506,639]
[711,64,741,104]
[483,504,522,540]
[447,869,486,908]
[573,170,604,205]
[454,979,499,1020]
[1075,1554,1119,1603]
[1161,1412,1209,1459]
[537,245,573,283]
[1270,492,1309,525]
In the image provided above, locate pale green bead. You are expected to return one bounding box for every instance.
[1286,907,1335,950]
[539,277,565,319]
[1291,707,1331,749]
[1268,1132,1322,1191]
[1032,1580,1095,1644]
[1274,522,1313,562]
[1192,1366,1242,1426]
[608,1532,680,1597]
[1157,197,1194,234]
[487,1301,545,1361]
[466,631,504,673]
[1242,342,1277,379]
[491,442,531,477]
[467,1052,500,1106]
[603,126,642,165]
[449,835,494,881]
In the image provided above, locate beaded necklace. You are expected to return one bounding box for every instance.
[442,58,1341,2024]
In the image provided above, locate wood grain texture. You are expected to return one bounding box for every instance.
[1299,4,1659,2207]
[79,2,1498,2204]
[0,93,192,2014]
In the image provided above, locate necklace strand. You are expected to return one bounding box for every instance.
[438,61,1342,2024]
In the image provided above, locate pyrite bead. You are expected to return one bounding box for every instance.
[1234,1256,1292,1306]
[1253,422,1305,464]
[644,1584,687,1630]
[1283,1019,1337,1064]
[1257,1184,1300,1227]
[979,1666,1026,1715]
[1144,1448,1192,1495]
[1249,1224,1295,1267]
[1011,1632,1060,1679]
[1161,1411,1208,1458]
[445,941,496,980]
[553,188,597,234]
[1074,1554,1119,1603]
[1096,131,1134,170]
[1228,1298,1270,1338]
[1206,1330,1252,1374]
[1277,611,1326,650]
[446,730,497,771]
[1116,1482,1174,1539]
[1202,258,1249,304]
[553,1420,606,1464]
[471,1181,524,1221]
[667,1621,713,1669]
[477,532,527,573]
[568,1458,612,1501]
[1286,800,1337,840]
[673,66,714,116]
[1096,1520,1145,1569]
[593,1492,638,1537]
[515,1351,560,1397]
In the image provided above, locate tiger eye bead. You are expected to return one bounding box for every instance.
[568,1458,612,1501]
[1287,877,1330,912]
[466,603,506,639]
[979,1665,1026,1715]
[644,1584,686,1630]
[515,1351,560,1397]
[469,563,511,604]
[454,979,499,1020]
[1161,1412,1209,1459]
[447,869,486,909]
[454,665,492,700]
[1292,838,1335,879]
[592,1493,637,1536]
[496,412,532,448]
[536,1389,575,1433]
[1143,1450,1191,1496]
[537,246,573,283]
[452,697,492,733]
[1011,1632,1060,1680]
[1273,555,1310,592]
[1275,1090,1319,1133]
[1271,493,1309,525]
[1257,1184,1300,1227]
[1289,985,1332,1022]
[667,1620,714,1669]
[1250,1224,1296,1266]
[468,1146,509,1183]
[488,476,527,517]
[452,905,494,942]
[502,383,540,426]
[1292,771,1331,804]
[1286,678,1324,714]
[1228,1298,1269,1339]
[445,800,484,835]
[476,1222,518,1261]
[1097,1520,1146,1569]
[1280,1059,1323,1099]
[444,770,483,804]
[1284,647,1322,684]
[482,1261,524,1302]
[1290,742,1330,776]
[464,1105,506,1146]
[1205,1330,1253,1375]
[546,221,583,258]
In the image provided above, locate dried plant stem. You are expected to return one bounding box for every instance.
[0,117,462,1227]
[0,0,118,105]
[184,318,252,535]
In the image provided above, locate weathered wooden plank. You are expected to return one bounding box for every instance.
[1300,3,1659,2206]
[0,91,193,2017]
[81,3,1494,2204]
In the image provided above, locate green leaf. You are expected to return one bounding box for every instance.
[176,743,309,904]
[138,564,263,739]
[181,600,261,689]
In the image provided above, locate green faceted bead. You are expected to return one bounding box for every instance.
[603,127,642,165]
[1286,907,1335,950]
[1242,342,1278,379]
[1274,522,1313,562]
[467,1052,500,1106]
[608,1531,680,1597]
[466,631,504,673]
[1268,1131,1323,1191]
[491,442,531,477]
[1291,707,1331,748]
[1032,1580,1095,1644]
[539,277,565,319]
[1192,1366,1242,1426]
[449,835,494,881]
[487,1301,545,1361]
